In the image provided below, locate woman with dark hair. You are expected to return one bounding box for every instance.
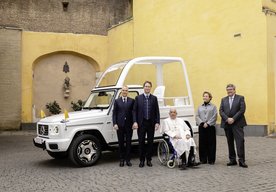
[196,91,217,164]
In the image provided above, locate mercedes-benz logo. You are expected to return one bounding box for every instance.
[40,125,45,135]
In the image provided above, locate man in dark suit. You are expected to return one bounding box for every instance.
[219,84,248,168]
[132,81,160,168]
[112,86,135,167]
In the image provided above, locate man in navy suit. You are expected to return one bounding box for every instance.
[219,84,248,168]
[133,81,160,168]
[113,86,135,167]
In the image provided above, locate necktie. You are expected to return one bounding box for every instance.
[146,95,149,119]
[123,98,126,103]
[229,97,233,109]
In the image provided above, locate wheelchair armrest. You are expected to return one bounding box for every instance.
[162,133,170,140]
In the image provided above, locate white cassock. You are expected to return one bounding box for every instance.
[161,117,191,157]
[183,132,197,155]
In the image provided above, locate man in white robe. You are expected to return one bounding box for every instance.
[161,108,199,169]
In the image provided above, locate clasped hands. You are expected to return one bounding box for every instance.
[173,135,182,139]
[227,118,235,125]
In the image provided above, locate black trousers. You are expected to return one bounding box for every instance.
[224,125,245,163]
[116,126,133,161]
[181,146,195,165]
[199,125,216,163]
[138,119,155,162]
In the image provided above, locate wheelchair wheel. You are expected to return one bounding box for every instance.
[157,139,170,165]
[167,160,176,169]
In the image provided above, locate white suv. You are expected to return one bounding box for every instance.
[33,56,197,167]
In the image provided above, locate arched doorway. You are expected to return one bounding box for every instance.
[33,52,98,119]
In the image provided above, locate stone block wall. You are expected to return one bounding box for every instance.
[0,0,132,35]
[0,28,21,129]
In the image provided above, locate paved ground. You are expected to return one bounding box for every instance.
[0,131,275,192]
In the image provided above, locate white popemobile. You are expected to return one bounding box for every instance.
[33,56,197,167]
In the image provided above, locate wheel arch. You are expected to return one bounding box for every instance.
[71,129,108,150]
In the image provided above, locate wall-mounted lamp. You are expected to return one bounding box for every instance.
[62,2,69,11]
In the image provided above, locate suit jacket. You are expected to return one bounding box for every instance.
[112,97,134,128]
[132,94,160,127]
[219,94,247,128]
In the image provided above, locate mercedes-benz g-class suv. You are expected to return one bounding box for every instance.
[33,56,196,167]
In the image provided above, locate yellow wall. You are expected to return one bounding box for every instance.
[107,19,134,65]
[108,0,269,127]
[22,31,107,122]
[264,0,276,133]
[21,0,276,134]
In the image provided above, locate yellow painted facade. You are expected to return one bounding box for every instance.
[21,32,107,122]
[264,0,276,133]
[107,0,276,133]
[107,19,134,65]
[21,0,276,133]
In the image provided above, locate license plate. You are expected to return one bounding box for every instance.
[34,137,43,144]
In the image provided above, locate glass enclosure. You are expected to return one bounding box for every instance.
[97,62,128,87]
[83,90,116,109]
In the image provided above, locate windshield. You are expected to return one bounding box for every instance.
[96,62,127,87]
[83,90,116,109]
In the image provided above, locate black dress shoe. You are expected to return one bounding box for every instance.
[146,161,152,167]
[179,164,187,170]
[239,162,248,168]
[126,161,132,167]
[187,162,200,167]
[119,160,124,167]
[208,162,215,165]
[227,161,237,166]
[139,161,144,168]
[200,161,207,164]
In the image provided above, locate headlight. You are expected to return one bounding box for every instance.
[49,125,60,135]
[53,125,59,134]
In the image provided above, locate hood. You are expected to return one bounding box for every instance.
[38,110,107,123]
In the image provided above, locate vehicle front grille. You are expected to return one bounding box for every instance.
[38,124,49,136]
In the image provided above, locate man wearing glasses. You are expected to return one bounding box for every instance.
[219,84,248,168]
[133,81,160,168]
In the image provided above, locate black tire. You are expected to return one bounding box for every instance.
[47,151,68,159]
[69,134,102,167]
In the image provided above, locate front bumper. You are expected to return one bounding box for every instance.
[33,138,46,149]
[33,136,71,152]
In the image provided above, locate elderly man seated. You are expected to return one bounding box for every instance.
[162,108,199,169]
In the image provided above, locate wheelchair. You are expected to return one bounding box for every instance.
[157,121,195,169]
[157,134,181,168]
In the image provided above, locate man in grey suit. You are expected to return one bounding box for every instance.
[219,84,248,168]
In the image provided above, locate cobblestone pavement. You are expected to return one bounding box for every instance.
[0,131,275,192]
